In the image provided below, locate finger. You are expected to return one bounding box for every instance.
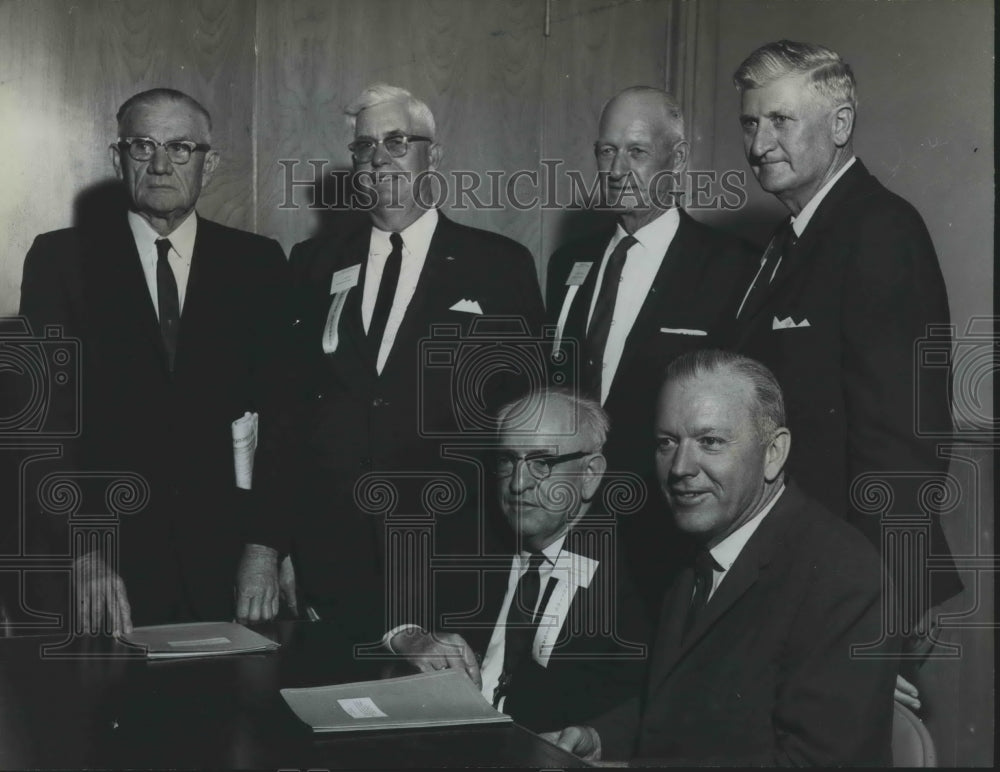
[235,585,251,623]
[458,646,482,689]
[894,689,921,710]
[539,731,559,744]
[268,589,279,620]
[896,674,919,697]
[116,581,133,635]
[247,593,263,623]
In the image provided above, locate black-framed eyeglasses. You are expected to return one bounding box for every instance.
[348,133,432,163]
[493,450,595,481]
[116,137,211,164]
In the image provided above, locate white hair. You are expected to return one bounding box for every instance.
[344,83,436,137]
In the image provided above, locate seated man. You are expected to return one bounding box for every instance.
[388,388,649,732]
[545,350,899,765]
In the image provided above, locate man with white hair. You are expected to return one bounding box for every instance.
[388,388,648,732]
[252,85,544,640]
[719,41,960,672]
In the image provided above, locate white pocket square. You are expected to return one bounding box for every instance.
[772,316,811,330]
[449,298,483,314]
[660,327,707,336]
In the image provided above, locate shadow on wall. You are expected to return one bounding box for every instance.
[73,178,129,230]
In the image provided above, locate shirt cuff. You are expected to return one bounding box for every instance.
[382,623,425,653]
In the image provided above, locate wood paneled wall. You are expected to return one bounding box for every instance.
[0,2,992,765]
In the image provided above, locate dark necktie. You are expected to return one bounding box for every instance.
[494,552,545,707]
[736,220,797,320]
[583,234,637,400]
[683,548,719,638]
[368,232,403,359]
[155,238,180,372]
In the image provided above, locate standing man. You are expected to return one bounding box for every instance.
[545,350,899,765]
[387,388,648,733]
[724,41,960,627]
[19,88,289,632]
[546,86,755,613]
[266,85,544,641]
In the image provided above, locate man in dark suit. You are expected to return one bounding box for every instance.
[546,86,755,615]
[545,350,899,765]
[18,88,288,632]
[260,85,545,642]
[386,388,648,732]
[723,41,960,665]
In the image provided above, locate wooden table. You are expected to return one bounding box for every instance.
[0,621,587,769]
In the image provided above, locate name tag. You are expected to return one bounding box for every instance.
[323,264,361,354]
[566,261,593,286]
[329,264,361,295]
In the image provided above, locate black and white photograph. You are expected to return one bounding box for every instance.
[0,0,993,768]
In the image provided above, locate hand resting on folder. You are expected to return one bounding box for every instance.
[388,628,482,690]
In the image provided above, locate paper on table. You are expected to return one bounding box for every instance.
[232,411,258,490]
[280,669,512,733]
[122,621,279,659]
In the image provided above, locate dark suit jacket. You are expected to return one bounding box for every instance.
[594,483,899,766]
[432,514,649,734]
[268,211,545,643]
[716,160,960,608]
[546,210,756,612]
[19,212,288,625]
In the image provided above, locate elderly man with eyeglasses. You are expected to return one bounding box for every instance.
[19,88,289,633]
[250,84,544,643]
[386,388,648,733]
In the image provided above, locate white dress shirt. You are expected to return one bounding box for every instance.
[705,483,786,601]
[362,207,438,374]
[585,207,681,404]
[127,209,197,316]
[790,156,857,237]
[479,535,588,709]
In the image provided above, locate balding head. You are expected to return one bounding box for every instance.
[595,86,689,232]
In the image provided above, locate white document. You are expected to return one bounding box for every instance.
[281,669,512,733]
[232,411,258,490]
[122,621,279,659]
[449,298,483,314]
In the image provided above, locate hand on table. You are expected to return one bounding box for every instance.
[388,628,481,689]
[235,543,279,623]
[73,550,132,636]
[540,725,602,761]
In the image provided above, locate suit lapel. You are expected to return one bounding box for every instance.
[90,216,172,373]
[731,161,872,339]
[648,487,798,690]
[562,229,613,344]
[609,210,693,387]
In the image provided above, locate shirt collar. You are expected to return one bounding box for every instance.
[791,156,856,237]
[520,534,566,569]
[612,206,680,249]
[370,207,439,257]
[709,483,786,572]
[127,209,197,265]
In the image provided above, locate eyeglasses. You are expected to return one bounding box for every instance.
[493,450,595,481]
[116,137,211,164]
[348,133,432,163]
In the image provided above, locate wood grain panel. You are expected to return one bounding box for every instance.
[255,0,545,265]
[0,0,257,316]
[539,0,673,295]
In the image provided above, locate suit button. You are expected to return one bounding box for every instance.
[315,392,324,400]
[372,397,384,407]
[292,318,302,327]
